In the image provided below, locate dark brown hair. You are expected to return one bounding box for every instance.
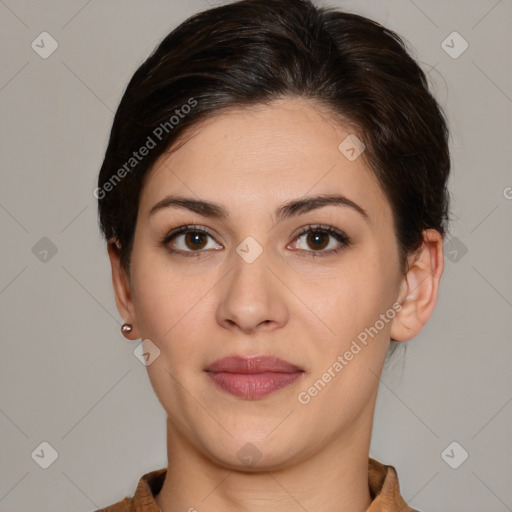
[97,0,450,274]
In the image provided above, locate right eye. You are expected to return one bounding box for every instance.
[161,225,223,256]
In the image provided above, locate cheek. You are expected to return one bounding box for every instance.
[129,241,189,337]
[299,253,394,344]
[132,268,206,341]
[129,246,223,369]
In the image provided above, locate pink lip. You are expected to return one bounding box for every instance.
[205,356,304,399]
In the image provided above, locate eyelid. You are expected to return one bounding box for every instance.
[162,224,217,242]
[291,224,349,242]
[160,224,222,254]
[288,224,351,255]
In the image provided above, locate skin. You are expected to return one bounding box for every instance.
[108,97,444,512]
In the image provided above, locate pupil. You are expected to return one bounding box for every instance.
[187,232,206,249]
[308,232,327,250]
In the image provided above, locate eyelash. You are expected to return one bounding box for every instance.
[160,224,351,259]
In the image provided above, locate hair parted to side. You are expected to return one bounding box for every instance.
[97,0,450,275]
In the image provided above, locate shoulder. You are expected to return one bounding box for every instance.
[368,457,421,512]
[94,467,166,512]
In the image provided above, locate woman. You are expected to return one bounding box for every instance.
[95,0,449,510]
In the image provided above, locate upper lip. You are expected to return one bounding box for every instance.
[205,355,304,374]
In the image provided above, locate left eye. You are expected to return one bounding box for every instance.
[289,225,351,254]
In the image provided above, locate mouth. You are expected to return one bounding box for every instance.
[204,355,305,399]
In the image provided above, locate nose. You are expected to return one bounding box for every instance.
[215,245,289,334]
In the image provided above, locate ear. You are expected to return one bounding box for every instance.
[107,239,140,340]
[390,229,444,342]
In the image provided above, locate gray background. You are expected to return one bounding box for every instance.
[0,0,511,511]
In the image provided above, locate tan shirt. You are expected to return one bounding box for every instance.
[96,457,419,511]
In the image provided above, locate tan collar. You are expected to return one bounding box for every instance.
[367,457,417,511]
[99,457,417,511]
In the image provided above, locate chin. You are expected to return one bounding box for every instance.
[202,429,305,472]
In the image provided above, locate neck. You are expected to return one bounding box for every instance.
[155,414,374,512]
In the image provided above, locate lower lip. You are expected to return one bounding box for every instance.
[206,371,303,399]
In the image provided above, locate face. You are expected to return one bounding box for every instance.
[119,97,407,470]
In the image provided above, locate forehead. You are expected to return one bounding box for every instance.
[139,97,392,228]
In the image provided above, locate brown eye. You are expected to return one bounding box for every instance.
[184,231,208,250]
[306,231,329,250]
[162,225,223,255]
[289,225,351,256]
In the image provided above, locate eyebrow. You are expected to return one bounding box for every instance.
[149,193,369,223]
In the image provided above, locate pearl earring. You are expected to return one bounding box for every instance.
[121,323,133,337]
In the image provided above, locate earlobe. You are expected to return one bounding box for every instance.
[107,240,140,340]
[390,229,444,342]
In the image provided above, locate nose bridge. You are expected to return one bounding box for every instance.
[216,233,288,332]
[230,234,274,301]
[231,236,271,292]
